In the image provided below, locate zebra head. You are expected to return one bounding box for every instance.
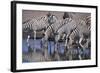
[47,12,58,25]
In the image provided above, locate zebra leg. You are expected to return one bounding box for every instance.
[43,40,49,61]
[54,41,61,61]
[79,37,85,49]
[78,48,83,60]
[79,37,88,60]
[41,36,48,60]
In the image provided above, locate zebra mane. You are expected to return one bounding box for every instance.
[22,19,31,24]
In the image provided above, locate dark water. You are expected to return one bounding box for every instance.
[22,39,65,54]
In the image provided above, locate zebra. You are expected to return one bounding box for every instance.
[23,12,58,33]
[56,14,90,47]
[23,13,58,56]
[43,17,70,41]
[64,26,83,60]
[22,12,58,42]
[42,16,72,60]
[79,15,91,48]
[42,12,76,60]
[56,17,79,48]
[64,16,91,60]
[23,15,48,32]
[55,14,91,60]
[78,16,91,59]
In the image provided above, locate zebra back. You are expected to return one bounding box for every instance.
[23,15,52,31]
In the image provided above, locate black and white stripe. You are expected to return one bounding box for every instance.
[22,15,49,31]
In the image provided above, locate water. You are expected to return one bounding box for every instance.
[22,39,90,59]
[22,39,65,54]
[22,39,42,53]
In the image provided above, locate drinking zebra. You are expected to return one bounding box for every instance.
[65,16,91,60]
[42,13,72,60]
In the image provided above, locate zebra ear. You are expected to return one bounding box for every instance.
[63,12,69,19]
[47,12,51,17]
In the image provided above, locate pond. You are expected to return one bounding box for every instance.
[22,38,91,62]
[22,39,65,55]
